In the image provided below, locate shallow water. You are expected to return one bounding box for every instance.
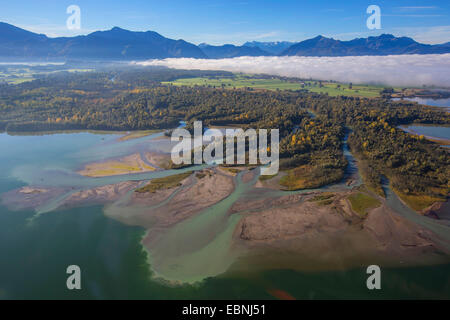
[392,97,450,110]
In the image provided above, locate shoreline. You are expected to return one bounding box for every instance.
[400,124,450,142]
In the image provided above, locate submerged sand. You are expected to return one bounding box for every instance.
[1,186,69,211]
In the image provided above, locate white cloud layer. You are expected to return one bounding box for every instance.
[136,54,450,87]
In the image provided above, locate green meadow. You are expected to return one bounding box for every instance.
[308,82,384,97]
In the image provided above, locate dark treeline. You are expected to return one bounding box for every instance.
[0,69,448,209]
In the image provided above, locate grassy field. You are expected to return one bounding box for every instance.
[308,82,383,97]
[0,68,35,84]
[348,192,381,217]
[163,75,305,91]
[219,166,242,175]
[308,192,336,206]
[163,74,385,98]
[2,67,386,98]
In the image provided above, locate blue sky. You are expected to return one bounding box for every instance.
[1,0,449,44]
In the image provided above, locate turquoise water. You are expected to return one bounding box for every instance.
[0,132,450,299]
[142,170,259,283]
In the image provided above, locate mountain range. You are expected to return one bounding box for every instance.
[0,23,206,60]
[281,34,450,56]
[243,41,296,55]
[1,22,449,60]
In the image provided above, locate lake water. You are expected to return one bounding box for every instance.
[0,131,449,299]
[400,125,450,141]
[392,97,450,145]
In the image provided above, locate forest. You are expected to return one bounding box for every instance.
[0,68,448,210]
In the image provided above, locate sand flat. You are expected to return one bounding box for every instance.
[78,153,157,177]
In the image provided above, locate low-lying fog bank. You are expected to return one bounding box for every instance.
[136,54,450,88]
